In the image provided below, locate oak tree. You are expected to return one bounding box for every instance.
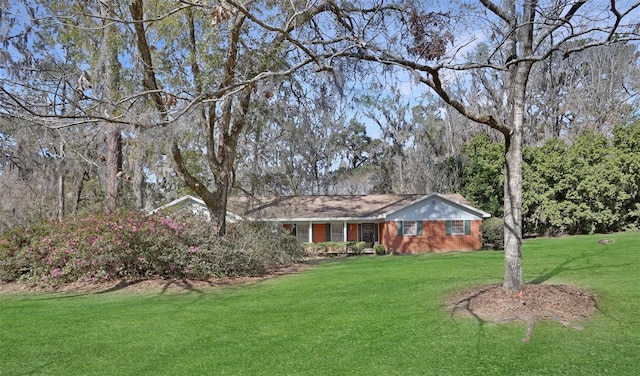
[320,0,640,290]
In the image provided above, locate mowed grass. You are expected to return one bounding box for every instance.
[1,232,639,375]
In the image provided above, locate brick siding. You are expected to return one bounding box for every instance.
[381,220,483,254]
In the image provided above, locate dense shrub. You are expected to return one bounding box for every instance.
[305,241,367,255]
[348,242,367,254]
[462,123,640,236]
[481,217,504,250]
[0,211,304,287]
[373,244,385,255]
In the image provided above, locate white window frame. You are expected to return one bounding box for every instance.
[330,223,344,242]
[450,220,465,235]
[403,220,418,236]
[296,224,309,242]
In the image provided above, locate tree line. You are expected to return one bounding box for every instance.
[2,0,639,291]
[460,123,640,236]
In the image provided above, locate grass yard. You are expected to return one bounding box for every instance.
[1,232,639,375]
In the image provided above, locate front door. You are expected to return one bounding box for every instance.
[362,223,375,244]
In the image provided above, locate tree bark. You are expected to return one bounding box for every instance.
[502,121,524,290]
[105,125,122,212]
[57,159,65,221]
[73,170,89,215]
[501,0,535,291]
[132,139,145,210]
[100,0,122,213]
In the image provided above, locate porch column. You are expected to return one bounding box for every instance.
[343,221,347,242]
[308,221,313,243]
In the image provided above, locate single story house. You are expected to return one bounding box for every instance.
[228,192,490,254]
[150,193,490,254]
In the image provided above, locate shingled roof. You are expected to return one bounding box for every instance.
[228,193,472,221]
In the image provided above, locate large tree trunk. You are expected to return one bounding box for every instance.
[503,129,524,290]
[100,0,122,213]
[502,0,535,291]
[503,74,532,290]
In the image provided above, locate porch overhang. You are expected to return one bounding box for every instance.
[245,216,384,223]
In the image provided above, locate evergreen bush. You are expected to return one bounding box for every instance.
[480,217,504,250]
[373,244,385,255]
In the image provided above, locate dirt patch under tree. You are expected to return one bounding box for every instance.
[0,264,309,295]
[445,283,597,342]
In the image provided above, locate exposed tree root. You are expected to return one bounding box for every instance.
[446,283,595,343]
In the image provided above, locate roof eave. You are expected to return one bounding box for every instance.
[147,195,204,216]
[149,195,243,219]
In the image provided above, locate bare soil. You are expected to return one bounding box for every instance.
[0,264,309,295]
[445,283,597,342]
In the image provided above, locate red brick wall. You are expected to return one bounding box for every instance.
[381,220,483,254]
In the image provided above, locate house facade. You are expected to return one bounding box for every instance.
[151,193,490,254]
[228,193,491,254]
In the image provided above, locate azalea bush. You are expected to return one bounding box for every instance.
[0,211,304,287]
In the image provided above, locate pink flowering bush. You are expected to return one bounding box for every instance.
[0,211,304,288]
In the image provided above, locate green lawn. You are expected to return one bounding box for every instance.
[1,232,639,375]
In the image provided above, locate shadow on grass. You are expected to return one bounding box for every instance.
[89,278,208,295]
[528,253,592,285]
[159,279,206,295]
[94,279,148,294]
[526,247,637,324]
[528,249,629,285]
[17,279,208,299]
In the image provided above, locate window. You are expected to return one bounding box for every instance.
[330,223,344,242]
[403,221,417,235]
[446,220,470,235]
[296,224,309,242]
[397,221,422,236]
[451,220,465,235]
